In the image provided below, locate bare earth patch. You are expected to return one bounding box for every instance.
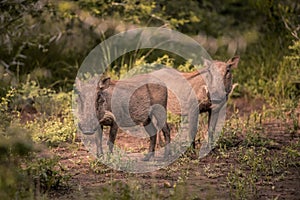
[46,97,300,200]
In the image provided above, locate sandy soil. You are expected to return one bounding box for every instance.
[45,97,300,200]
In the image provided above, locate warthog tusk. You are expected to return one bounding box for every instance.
[228,83,239,97]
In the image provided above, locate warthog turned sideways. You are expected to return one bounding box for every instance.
[76,74,170,161]
[166,56,240,151]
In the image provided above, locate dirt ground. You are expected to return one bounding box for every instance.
[47,97,300,200]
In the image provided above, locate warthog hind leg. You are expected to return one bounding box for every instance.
[142,121,158,161]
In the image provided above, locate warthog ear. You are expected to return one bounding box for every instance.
[203,58,212,67]
[99,77,110,90]
[227,56,240,69]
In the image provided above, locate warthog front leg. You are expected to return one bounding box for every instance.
[201,109,212,152]
[162,123,171,159]
[199,102,225,157]
[189,104,200,151]
[95,125,103,157]
[107,122,118,153]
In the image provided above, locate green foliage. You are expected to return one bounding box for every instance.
[0,0,299,103]
[24,157,70,192]
[0,86,71,199]
[283,139,300,167]
[18,81,76,146]
[177,59,195,72]
[3,80,76,147]
[0,1,299,198]
[0,87,17,132]
[89,159,112,174]
[0,0,94,91]
[95,179,163,200]
[27,113,76,146]
[121,55,174,77]
[220,101,300,199]
[0,92,35,198]
[227,145,292,199]
[0,127,35,199]
[75,0,202,31]
[243,38,300,102]
[275,40,300,99]
[227,164,257,200]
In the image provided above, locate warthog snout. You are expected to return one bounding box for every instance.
[77,122,99,135]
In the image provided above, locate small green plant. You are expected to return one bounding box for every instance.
[217,110,243,157]
[283,140,300,167]
[24,156,70,192]
[89,159,112,174]
[93,149,137,172]
[95,179,162,200]
[227,165,257,200]
[26,112,76,146]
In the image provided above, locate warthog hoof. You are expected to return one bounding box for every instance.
[96,152,104,158]
[141,152,154,161]
[199,142,213,158]
[164,148,171,160]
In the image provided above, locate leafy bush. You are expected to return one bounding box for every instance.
[0,87,17,132]
[0,85,71,199]
[27,113,76,146]
[24,157,70,192]
[0,127,35,199]
[275,40,300,99]
[17,81,76,146]
[0,91,34,198]
[1,81,76,146]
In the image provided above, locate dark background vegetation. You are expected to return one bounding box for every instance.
[1,0,299,97]
[0,0,299,199]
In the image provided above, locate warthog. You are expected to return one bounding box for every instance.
[76,74,170,161]
[162,56,240,152]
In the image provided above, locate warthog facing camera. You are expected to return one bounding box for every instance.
[76,74,170,161]
[165,56,240,152]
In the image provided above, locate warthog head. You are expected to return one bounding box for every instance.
[74,77,100,135]
[213,56,240,98]
[95,77,115,125]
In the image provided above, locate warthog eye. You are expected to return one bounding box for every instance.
[76,92,83,103]
[226,65,231,73]
[98,93,106,104]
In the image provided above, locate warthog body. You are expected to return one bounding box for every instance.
[77,73,170,161]
[165,56,240,150]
